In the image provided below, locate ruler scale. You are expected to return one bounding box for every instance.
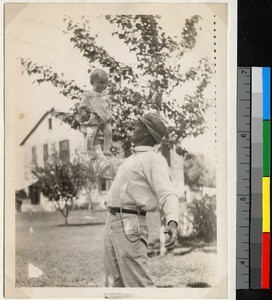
[237,67,251,289]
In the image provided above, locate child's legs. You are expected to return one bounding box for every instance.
[85,126,99,152]
[103,122,112,152]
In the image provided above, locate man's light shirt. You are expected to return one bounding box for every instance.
[92,146,179,225]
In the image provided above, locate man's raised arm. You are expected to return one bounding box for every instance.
[91,152,124,179]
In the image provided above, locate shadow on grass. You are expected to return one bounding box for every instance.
[173,246,217,256]
[147,236,217,257]
[58,222,105,227]
[173,247,195,256]
[186,282,211,288]
[177,235,216,248]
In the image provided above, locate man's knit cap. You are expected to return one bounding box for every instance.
[138,113,168,143]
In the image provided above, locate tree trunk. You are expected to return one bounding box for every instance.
[65,215,68,226]
[86,189,92,210]
[63,203,69,226]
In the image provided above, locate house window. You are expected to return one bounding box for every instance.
[31,146,37,164]
[99,178,111,193]
[100,178,107,192]
[59,140,70,162]
[29,185,40,205]
[43,144,48,162]
[48,118,52,130]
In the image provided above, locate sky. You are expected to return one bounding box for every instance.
[5,3,222,189]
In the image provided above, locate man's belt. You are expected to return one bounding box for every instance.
[109,206,146,216]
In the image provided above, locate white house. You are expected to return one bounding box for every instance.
[19,110,185,212]
[19,111,111,212]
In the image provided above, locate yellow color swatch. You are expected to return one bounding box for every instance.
[262,177,270,232]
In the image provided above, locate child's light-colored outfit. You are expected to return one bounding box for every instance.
[80,91,112,153]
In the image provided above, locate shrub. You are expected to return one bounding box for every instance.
[15,189,28,212]
[73,202,89,210]
[187,195,216,243]
[184,154,216,190]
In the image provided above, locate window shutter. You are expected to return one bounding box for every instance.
[43,144,48,162]
[32,146,37,164]
[59,140,70,162]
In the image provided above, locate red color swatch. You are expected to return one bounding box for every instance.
[261,233,270,289]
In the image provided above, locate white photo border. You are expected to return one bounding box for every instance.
[2,0,237,299]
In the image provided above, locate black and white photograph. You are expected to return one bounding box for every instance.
[4,2,234,298]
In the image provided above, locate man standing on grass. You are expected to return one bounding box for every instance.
[91,113,179,287]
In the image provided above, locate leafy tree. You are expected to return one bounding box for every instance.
[184,154,216,190]
[20,14,213,157]
[31,153,95,225]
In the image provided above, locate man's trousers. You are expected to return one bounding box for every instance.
[104,211,155,287]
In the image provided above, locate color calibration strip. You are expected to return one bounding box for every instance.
[251,67,271,289]
[261,67,270,289]
[237,67,271,289]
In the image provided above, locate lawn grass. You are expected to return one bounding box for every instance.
[16,210,216,287]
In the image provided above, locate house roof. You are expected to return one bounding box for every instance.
[20,111,51,146]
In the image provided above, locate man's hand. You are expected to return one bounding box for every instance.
[164,221,178,250]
